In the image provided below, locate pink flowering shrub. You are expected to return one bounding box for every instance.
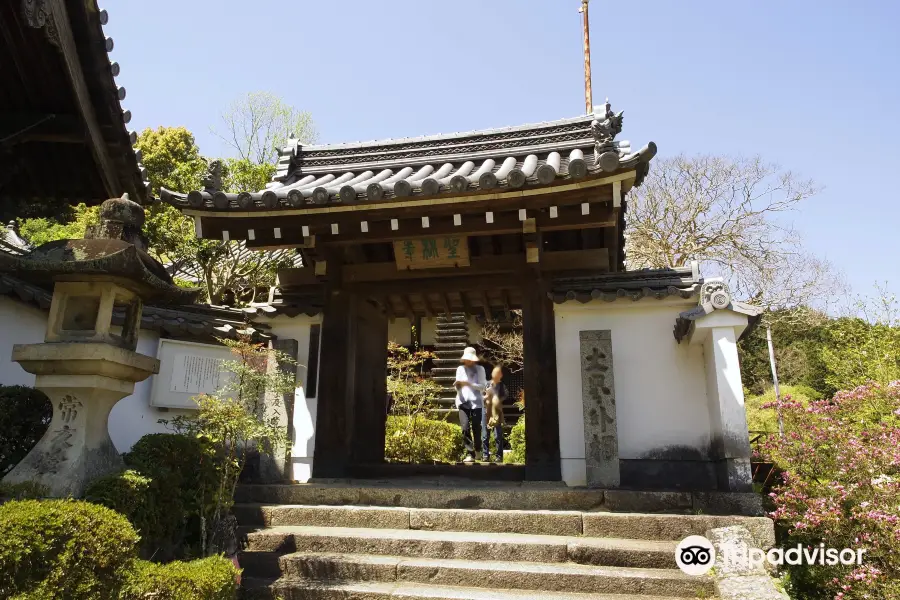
[762,382,900,599]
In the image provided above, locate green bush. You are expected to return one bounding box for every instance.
[124,433,219,557]
[125,433,218,517]
[744,384,822,434]
[120,556,238,600]
[0,385,52,476]
[85,469,183,561]
[0,480,48,500]
[385,415,463,463]
[505,415,526,464]
[0,499,139,599]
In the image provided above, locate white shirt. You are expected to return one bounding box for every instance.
[455,364,486,409]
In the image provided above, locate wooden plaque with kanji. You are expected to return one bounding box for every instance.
[393,236,470,270]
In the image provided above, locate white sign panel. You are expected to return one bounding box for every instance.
[150,339,236,409]
[170,354,223,394]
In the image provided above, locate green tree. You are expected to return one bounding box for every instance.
[212,91,318,165]
[134,127,298,305]
[16,203,99,247]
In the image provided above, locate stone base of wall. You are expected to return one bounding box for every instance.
[620,457,753,492]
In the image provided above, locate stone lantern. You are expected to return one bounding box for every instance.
[0,195,198,497]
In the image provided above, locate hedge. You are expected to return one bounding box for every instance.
[0,385,52,477]
[385,415,463,463]
[84,469,183,560]
[0,499,139,599]
[505,415,526,464]
[120,556,238,600]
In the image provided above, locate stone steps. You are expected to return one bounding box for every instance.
[242,525,678,569]
[234,483,765,517]
[240,552,711,597]
[242,578,699,600]
[233,483,768,599]
[232,504,772,544]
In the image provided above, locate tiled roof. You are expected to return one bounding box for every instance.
[160,108,656,211]
[549,266,701,304]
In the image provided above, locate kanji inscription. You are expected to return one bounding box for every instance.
[580,330,620,487]
[393,236,470,270]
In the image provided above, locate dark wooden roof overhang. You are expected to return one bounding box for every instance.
[0,0,148,215]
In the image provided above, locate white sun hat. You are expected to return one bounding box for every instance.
[460,347,480,362]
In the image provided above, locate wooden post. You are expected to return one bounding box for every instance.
[311,252,356,478]
[579,0,593,114]
[522,278,562,481]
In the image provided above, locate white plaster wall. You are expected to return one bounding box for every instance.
[108,331,198,453]
[388,318,413,346]
[0,297,46,387]
[263,315,320,482]
[554,299,712,486]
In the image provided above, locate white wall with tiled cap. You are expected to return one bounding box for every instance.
[553,298,713,487]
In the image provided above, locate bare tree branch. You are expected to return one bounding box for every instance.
[626,154,845,314]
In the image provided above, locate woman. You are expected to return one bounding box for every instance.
[482,366,507,463]
[454,347,487,463]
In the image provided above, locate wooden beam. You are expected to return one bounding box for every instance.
[238,204,616,248]
[420,294,434,318]
[47,0,120,197]
[479,291,492,321]
[460,292,474,318]
[440,292,452,316]
[501,290,512,321]
[341,250,608,284]
[399,294,416,322]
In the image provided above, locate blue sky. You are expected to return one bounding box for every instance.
[102,0,899,299]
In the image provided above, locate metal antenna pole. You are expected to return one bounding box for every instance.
[579,0,593,114]
[766,325,784,438]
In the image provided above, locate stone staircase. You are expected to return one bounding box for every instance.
[430,313,469,421]
[236,483,773,599]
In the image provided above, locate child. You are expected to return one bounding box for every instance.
[482,366,507,463]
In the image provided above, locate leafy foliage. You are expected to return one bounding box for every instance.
[384,415,463,464]
[212,91,318,165]
[0,385,52,477]
[135,126,206,196]
[16,203,99,247]
[819,288,900,391]
[167,336,294,556]
[0,499,139,599]
[0,480,48,500]
[505,415,526,464]
[744,385,821,435]
[84,467,185,561]
[120,556,237,600]
[764,382,900,599]
[386,341,441,418]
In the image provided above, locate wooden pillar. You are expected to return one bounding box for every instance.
[522,277,562,481]
[311,254,357,478]
[351,299,389,466]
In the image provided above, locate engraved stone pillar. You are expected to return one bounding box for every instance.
[579,330,619,487]
[3,344,158,497]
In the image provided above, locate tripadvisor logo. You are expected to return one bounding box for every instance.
[675,535,867,576]
[675,536,716,576]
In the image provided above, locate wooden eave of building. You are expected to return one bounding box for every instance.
[0,0,149,211]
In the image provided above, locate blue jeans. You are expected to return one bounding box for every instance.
[482,417,503,461]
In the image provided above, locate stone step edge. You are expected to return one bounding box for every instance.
[254,550,692,579]
[241,577,706,600]
[233,503,773,544]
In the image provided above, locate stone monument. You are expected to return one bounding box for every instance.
[0,195,198,497]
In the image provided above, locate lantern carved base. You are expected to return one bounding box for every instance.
[2,343,158,498]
